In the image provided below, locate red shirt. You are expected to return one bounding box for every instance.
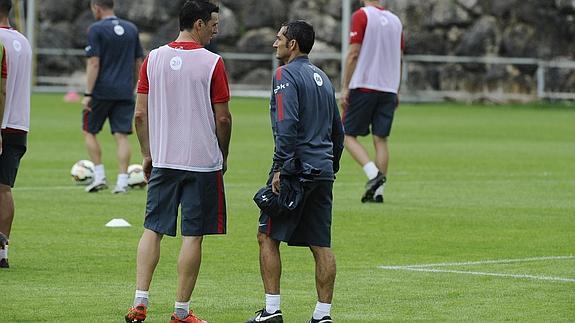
[350,6,405,49]
[137,41,230,104]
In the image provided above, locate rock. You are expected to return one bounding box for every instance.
[40,0,78,22]
[290,0,341,45]
[217,4,240,41]
[405,30,446,55]
[149,20,179,50]
[239,0,290,30]
[238,68,273,86]
[428,0,472,27]
[455,16,500,56]
[555,0,575,12]
[72,11,96,48]
[500,23,537,58]
[236,27,277,53]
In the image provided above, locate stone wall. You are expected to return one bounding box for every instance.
[34,0,575,100]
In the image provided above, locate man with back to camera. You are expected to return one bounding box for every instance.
[246,20,344,323]
[82,0,144,193]
[341,0,404,203]
[0,0,32,269]
[124,1,231,322]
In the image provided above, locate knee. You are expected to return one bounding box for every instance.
[0,184,11,194]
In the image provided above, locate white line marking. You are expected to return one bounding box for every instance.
[385,255,575,269]
[379,267,575,283]
[379,256,575,283]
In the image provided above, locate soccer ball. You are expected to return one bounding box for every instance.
[127,164,146,188]
[71,160,95,184]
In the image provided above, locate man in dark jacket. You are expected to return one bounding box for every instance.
[246,20,344,323]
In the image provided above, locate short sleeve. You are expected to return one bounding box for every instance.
[350,9,368,44]
[210,57,230,104]
[85,25,100,57]
[137,55,149,94]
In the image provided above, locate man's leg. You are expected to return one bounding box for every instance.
[84,131,108,192]
[373,135,389,176]
[345,135,384,202]
[245,232,283,322]
[172,236,203,320]
[125,229,162,322]
[372,135,389,202]
[84,131,102,166]
[0,184,14,268]
[114,133,131,174]
[176,236,203,301]
[258,232,281,294]
[112,133,131,193]
[310,246,336,320]
[344,135,370,167]
[135,229,163,293]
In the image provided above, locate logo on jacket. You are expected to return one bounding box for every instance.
[274,82,290,94]
[170,56,183,71]
[114,25,125,36]
[13,40,21,52]
[313,73,323,87]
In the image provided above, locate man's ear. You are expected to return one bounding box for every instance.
[288,39,298,51]
[194,19,204,30]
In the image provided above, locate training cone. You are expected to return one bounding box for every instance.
[105,218,132,227]
[64,90,81,103]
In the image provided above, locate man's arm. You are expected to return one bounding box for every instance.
[134,93,151,180]
[134,58,143,91]
[271,69,299,193]
[0,77,5,156]
[82,57,100,111]
[331,97,345,174]
[213,102,232,174]
[341,43,361,107]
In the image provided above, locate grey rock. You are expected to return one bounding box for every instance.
[455,16,500,56]
[217,4,240,41]
[39,0,78,22]
[429,0,472,27]
[236,27,277,53]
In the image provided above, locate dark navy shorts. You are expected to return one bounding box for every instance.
[343,90,397,137]
[144,167,227,237]
[0,133,27,187]
[258,173,334,247]
[83,99,134,135]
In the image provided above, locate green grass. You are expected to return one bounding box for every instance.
[0,94,574,322]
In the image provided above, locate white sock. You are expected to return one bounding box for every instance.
[134,290,149,307]
[94,164,106,182]
[117,173,129,188]
[265,293,280,313]
[313,301,331,320]
[175,301,189,319]
[0,245,7,259]
[362,161,380,180]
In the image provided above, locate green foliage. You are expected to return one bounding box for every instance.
[0,95,574,321]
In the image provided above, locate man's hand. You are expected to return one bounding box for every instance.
[271,171,281,195]
[222,160,227,175]
[340,88,350,108]
[82,96,92,112]
[142,157,152,182]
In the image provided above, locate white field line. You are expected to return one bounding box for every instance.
[379,256,575,283]
[379,267,575,283]
[382,255,575,269]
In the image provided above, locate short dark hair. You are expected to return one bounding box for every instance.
[0,0,12,16]
[179,0,219,31]
[282,21,315,54]
[91,0,114,9]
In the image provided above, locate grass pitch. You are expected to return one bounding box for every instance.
[0,94,574,322]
